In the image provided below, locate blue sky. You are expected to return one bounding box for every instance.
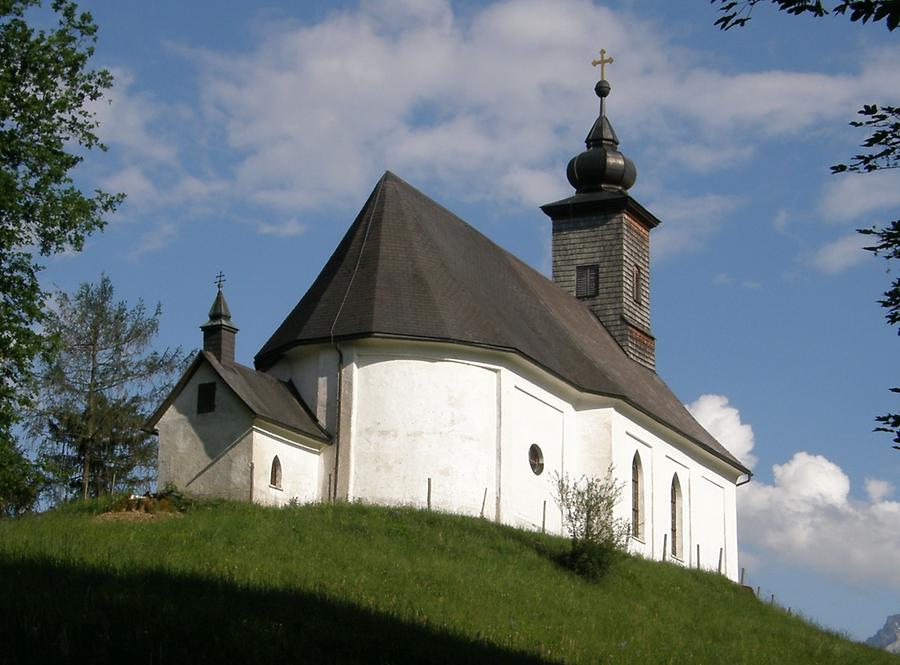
[35,0,899,641]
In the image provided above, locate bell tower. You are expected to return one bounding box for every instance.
[200,272,239,365]
[541,51,658,370]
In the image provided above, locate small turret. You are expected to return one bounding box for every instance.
[200,272,238,364]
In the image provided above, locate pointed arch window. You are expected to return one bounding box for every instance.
[631,452,644,540]
[670,474,683,559]
[270,456,282,490]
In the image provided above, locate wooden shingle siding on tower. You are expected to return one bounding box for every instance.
[550,209,654,369]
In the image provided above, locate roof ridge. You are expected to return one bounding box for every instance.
[329,174,387,343]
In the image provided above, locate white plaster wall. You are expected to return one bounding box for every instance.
[500,382,567,533]
[251,427,321,507]
[350,352,499,516]
[269,337,741,580]
[157,363,254,500]
[610,409,740,581]
[270,345,339,435]
[571,407,615,480]
[268,350,318,413]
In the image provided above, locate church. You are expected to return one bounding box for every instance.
[147,63,751,580]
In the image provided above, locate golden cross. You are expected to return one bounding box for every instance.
[591,48,614,81]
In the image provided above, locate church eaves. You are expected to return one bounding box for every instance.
[254,171,749,475]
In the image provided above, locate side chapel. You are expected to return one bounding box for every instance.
[148,56,751,580]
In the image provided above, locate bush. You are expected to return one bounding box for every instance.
[552,468,630,580]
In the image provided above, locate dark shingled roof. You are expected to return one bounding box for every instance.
[255,171,748,474]
[147,351,329,443]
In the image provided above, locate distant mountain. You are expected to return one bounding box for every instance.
[867,614,900,654]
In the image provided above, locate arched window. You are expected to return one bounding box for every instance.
[631,452,644,539]
[270,456,282,489]
[670,474,683,558]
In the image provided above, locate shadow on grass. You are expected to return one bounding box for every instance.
[0,555,557,665]
[499,528,623,584]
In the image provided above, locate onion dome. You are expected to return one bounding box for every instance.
[566,79,637,193]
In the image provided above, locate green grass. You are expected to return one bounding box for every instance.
[0,500,891,664]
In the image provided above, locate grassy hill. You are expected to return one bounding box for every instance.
[0,500,891,664]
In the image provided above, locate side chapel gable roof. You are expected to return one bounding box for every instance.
[147,351,329,443]
[254,171,748,474]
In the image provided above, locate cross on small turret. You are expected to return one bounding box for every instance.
[214,271,226,290]
[591,48,614,81]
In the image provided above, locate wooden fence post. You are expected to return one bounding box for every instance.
[541,500,547,533]
[717,547,723,574]
[427,477,432,511]
[697,544,701,569]
[740,567,746,585]
[662,533,668,561]
[480,488,487,518]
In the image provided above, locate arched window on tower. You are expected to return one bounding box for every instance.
[631,452,644,540]
[270,456,282,490]
[670,474,683,559]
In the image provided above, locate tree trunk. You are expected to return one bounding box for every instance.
[82,451,90,500]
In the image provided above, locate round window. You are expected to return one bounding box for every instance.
[528,444,544,475]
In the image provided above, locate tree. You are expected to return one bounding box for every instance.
[0,436,42,516]
[712,0,900,448]
[0,0,122,445]
[28,275,187,501]
[712,1,900,31]
[835,107,900,449]
[551,468,631,580]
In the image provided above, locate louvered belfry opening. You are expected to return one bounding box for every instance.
[541,68,657,370]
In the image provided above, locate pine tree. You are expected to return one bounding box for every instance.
[29,275,188,501]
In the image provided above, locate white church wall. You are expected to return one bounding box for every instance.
[157,363,254,501]
[267,337,740,580]
[570,407,615,480]
[318,348,340,433]
[499,378,568,533]
[250,426,321,507]
[349,349,499,516]
[268,350,318,414]
[609,408,740,581]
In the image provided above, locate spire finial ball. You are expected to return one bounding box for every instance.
[595,79,611,99]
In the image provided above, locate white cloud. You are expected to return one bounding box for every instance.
[713,273,733,286]
[497,167,567,207]
[820,170,900,223]
[90,68,179,164]
[650,194,741,260]
[773,209,790,233]
[687,394,757,469]
[179,1,900,225]
[101,166,159,207]
[712,273,762,289]
[257,218,308,237]
[740,452,900,590]
[663,143,756,172]
[130,222,177,258]
[865,478,895,503]
[807,233,869,274]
